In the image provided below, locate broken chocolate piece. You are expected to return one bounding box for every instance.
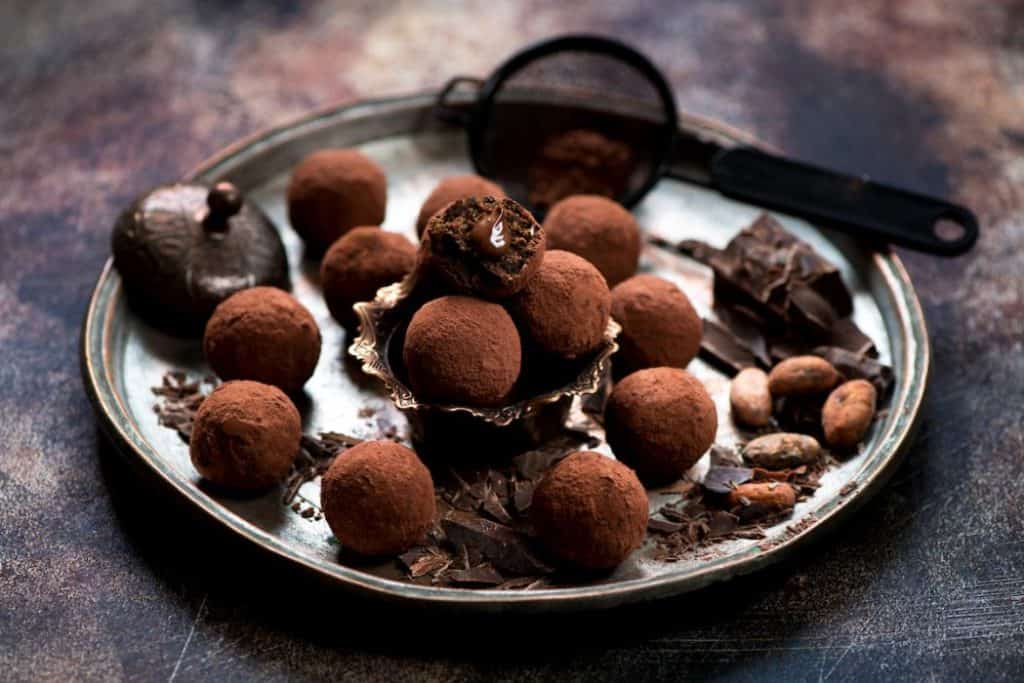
[813,345,893,397]
[441,511,552,576]
[700,319,760,375]
[826,319,877,357]
[707,510,740,537]
[702,466,754,494]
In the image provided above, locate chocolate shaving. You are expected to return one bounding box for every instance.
[448,565,505,586]
[647,517,686,534]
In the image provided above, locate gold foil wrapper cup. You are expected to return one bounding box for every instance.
[348,271,619,455]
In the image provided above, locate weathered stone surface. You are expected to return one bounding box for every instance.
[3,1,1023,679]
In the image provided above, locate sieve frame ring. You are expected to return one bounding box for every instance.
[466,33,679,211]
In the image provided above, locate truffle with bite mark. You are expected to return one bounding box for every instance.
[321,226,416,330]
[286,149,387,253]
[543,195,640,286]
[402,295,522,407]
[321,440,436,556]
[605,367,718,484]
[190,380,301,490]
[610,274,702,375]
[416,174,506,236]
[204,287,321,393]
[530,451,648,569]
[508,250,610,359]
[420,196,544,299]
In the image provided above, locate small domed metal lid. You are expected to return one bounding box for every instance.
[112,181,290,335]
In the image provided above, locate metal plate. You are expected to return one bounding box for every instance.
[81,93,928,612]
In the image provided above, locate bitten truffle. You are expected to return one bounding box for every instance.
[286,149,387,253]
[508,250,610,358]
[321,226,416,330]
[416,174,506,236]
[530,451,648,569]
[610,274,702,375]
[321,440,436,556]
[402,295,522,407]
[421,196,545,298]
[204,287,321,394]
[190,380,301,490]
[543,195,640,286]
[605,367,718,484]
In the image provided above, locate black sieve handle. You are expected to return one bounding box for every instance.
[709,146,978,256]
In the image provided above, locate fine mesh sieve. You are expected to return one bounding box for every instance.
[437,34,978,256]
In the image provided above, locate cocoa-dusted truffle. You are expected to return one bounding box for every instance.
[204,287,321,393]
[543,195,640,286]
[530,451,648,569]
[508,250,610,358]
[416,174,506,236]
[610,274,702,375]
[190,380,301,490]
[402,295,522,407]
[421,196,544,298]
[321,226,416,330]
[321,440,436,556]
[605,367,718,484]
[286,149,387,253]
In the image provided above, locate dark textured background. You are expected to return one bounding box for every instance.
[3,1,1024,680]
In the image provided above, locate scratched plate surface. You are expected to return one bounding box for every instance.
[81,94,928,612]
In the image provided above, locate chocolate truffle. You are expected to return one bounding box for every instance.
[321,440,436,556]
[530,451,648,569]
[286,149,387,253]
[421,196,545,298]
[204,287,321,394]
[605,367,718,484]
[402,295,522,407]
[416,174,506,236]
[508,250,610,358]
[543,195,640,286]
[190,380,301,490]
[321,226,416,330]
[610,274,702,375]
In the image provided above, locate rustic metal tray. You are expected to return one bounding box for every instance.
[81,93,928,612]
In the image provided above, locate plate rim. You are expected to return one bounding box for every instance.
[80,91,930,612]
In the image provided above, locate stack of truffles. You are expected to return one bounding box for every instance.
[128,142,889,581]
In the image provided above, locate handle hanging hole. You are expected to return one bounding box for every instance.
[933,217,967,243]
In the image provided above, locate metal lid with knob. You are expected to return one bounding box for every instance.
[111,181,290,335]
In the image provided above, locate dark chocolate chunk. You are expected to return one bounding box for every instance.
[700,319,760,375]
[441,511,553,576]
[825,319,877,357]
[813,345,894,397]
[707,510,740,537]
[702,466,755,495]
[480,489,514,525]
[774,395,827,438]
